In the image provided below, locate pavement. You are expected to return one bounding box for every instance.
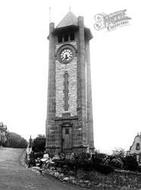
[0,147,87,190]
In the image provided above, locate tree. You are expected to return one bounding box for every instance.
[5,132,27,148]
[124,155,138,171]
[32,135,46,153]
[112,148,126,158]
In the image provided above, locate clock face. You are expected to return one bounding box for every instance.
[60,48,73,63]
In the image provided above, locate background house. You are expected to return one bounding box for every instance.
[129,133,141,164]
[0,122,7,146]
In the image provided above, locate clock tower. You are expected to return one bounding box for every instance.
[46,12,94,154]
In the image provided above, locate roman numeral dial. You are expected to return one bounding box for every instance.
[60,48,74,63]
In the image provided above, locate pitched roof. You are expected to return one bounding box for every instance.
[56,11,78,28]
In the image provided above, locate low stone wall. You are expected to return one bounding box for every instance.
[88,169,141,189]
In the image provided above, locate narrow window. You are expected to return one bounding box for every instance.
[65,128,69,135]
[136,143,140,150]
[64,34,68,42]
[58,35,62,43]
[63,72,69,111]
[70,32,74,41]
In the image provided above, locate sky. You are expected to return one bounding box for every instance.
[0,0,141,154]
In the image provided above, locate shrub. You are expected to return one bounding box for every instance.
[137,165,141,173]
[110,157,124,169]
[33,152,44,159]
[123,155,138,171]
[104,156,124,169]
[93,163,114,174]
[32,135,46,153]
[53,152,114,174]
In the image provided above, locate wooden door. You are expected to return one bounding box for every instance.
[62,127,72,151]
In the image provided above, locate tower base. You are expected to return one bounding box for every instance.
[46,145,94,156]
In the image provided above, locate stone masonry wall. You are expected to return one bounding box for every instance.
[55,58,77,117]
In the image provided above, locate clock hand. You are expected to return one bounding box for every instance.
[65,54,68,60]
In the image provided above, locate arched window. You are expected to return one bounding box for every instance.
[136,143,140,150]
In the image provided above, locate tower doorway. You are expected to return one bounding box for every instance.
[61,123,72,152]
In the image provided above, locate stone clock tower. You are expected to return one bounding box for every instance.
[46,12,94,154]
